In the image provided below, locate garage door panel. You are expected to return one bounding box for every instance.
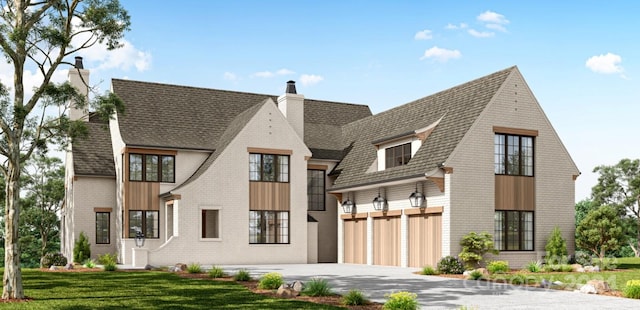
[344,219,366,264]
[373,216,400,266]
[408,213,442,268]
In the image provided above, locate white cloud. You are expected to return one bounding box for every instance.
[445,23,468,30]
[79,38,151,72]
[420,46,461,62]
[468,29,495,38]
[586,53,624,74]
[414,29,432,40]
[276,68,295,75]
[223,72,238,81]
[252,68,296,78]
[477,10,509,25]
[485,23,507,32]
[299,74,324,86]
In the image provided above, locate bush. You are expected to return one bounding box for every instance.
[508,272,536,285]
[342,289,367,306]
[258,272,284,290]
[421,265,437,275]
[574,250,593,266]
[468,270,484,280]
[545,226,568,264]
[73,232,91,263]
[187,263,202,274]
[97,253,118,265]
[234,269,251,281]
[458,232,498,269]
[208,266,225,278]
[302,278,333,297]
[487,261,509,274]
[437,256,464,274]
[524,260,542,273]
[383,291,418,310]
[103,262,117,271]
[83,259,96,268]
[41,252,67,267]
[624,280,640,299]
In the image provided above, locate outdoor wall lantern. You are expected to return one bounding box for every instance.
[409,183,426,208]
[134,230,145,248]
[372,188,387,211]
[342,193,355,214]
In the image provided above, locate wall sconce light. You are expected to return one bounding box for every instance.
[372,188,387,211]
[342,193,355,214]
[409,183,425,208]
[134,229,145,248]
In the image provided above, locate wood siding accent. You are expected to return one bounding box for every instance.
[340,213,368,220]
[373,216,401,266]
[93,207,113,212]
[403,206,444,216]
[126,147,177,156]
[249,182,290,211]
[427,176,444,192]
[495,175,535,211]
[408,213,442,267]
[307,164,328,170]
[493,126,539,137]
[246,147,292,155]
[370,210,402,218]
[126,182,160,211]
[343,218,367,264]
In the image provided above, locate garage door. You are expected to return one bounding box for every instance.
[408,213,442,268]
[343,218,367,264]
[373,215,401,266]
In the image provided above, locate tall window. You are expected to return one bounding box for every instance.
[129,210,159,238]
[249,153,289,182]
[308,169,325,211]
[249,211,289,244]
[201,209,220,239]
[129,154,175,182]
[96,212,110,244]
[494,134,534,176]
[494,211,533,251]
[385,143,411,169]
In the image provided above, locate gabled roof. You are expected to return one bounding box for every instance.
[330,66,516,190]
[72,116,115,177]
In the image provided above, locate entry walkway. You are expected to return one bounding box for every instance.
[222,264,640,309]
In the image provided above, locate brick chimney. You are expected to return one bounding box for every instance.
[68,56,89,121]
[277,80,304,139]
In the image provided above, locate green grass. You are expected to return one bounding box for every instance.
[0,269,342,309]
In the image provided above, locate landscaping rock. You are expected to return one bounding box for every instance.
[539,279,551,288]
[276,284,299,297]
[144,264,155,270]
[64,263,74,270]
[593,266,600,272]
[174,263,187,272]
[291,280,303,292]
[586,280,610,294]
[49,265,58,271]
[579,284,598,294]
[571,264,582,272]
[577,267,585,272]
[583,265,600,272]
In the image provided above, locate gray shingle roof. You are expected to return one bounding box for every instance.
[330,66,516,190]
[72,118,115,177]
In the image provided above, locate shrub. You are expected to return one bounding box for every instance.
[97,253,118,265]
[73,232,91,263]
[258,272,284,290]
[234,269,251,281]
[83,259,96,268]
[208,266,225,278]
[437,256,464,274]
[187,263,202,274]
[41,252,67,267]
[383,291,418,310]
[103,262,117,271]
[624,280,640,299]
[421,265,437,275]
[525,260,542,273]
[545,226,568,264]
[302,278,333,297]
[508,272,536,285]
[468,270,484,280]
[574,250,593,266]
[542,264,573,272]
[561,264,574,272]
[458,232,499,269]
[487,261,509,274]
[342,289,367,306]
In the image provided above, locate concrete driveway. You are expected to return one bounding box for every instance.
[221,264,640,309]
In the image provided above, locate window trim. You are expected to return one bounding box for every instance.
[128,153,175,183]
[200,207,221,241]
[307,169,326,211]
[95,212,110,244]
[495,210,534,251]
[128,210,160,239]
[249,211,290,244]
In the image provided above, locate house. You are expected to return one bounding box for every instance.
[62,58,579,268]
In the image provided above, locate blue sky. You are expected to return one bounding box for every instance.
[19,1,640,202]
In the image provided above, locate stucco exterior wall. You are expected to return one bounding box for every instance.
[308,160,338,263]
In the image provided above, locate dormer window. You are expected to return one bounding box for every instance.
[385,143,411,169]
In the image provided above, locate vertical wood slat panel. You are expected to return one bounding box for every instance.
[495,175,535,211]
[373,216,401,266]
[126,182,160,211]
[249,182,290,211]
[408,213,442,268]
[344,219,366,264]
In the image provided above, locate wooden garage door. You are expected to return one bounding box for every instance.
[408,213,442,268]
[373,216,401,266]
[343,218,367,264]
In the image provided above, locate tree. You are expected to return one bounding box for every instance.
[458,232,499,269]
[545,226,568,264]
[575,199,596,226]
[576,205,623,263]
[73,232,90,263]
[592,159,640,257]
[0,0,129,299]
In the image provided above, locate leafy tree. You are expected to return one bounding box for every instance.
[592,159,640,256]
[73,232,90,263]
[575,199,596,226]
[0,0,129,299]
[576,205,623,263]
[458,232,499,269]
[545,226,568,264]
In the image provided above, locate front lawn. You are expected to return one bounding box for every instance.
[0,269,342,309]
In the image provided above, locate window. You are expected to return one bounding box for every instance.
[201,209,220,239]
[494,134,534,176]
[249,153,289,182]
[494,211,533,251]
[96,212,110,244]
[385,143,411,169]
[129,154,175,182]
[249,211,289,244]
[128,210,159,238]
[307,169,325,211]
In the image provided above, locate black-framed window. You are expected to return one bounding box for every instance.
[494,134,534,176]
[96,212,110,244]
[307,169,325,211]
[129,154,175,182]
[128,210,159,238]
[385,143,411,169]
[201,209,220,239]
[494,211,534,251]
[249,153,289,182]
[249,211,289,244]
